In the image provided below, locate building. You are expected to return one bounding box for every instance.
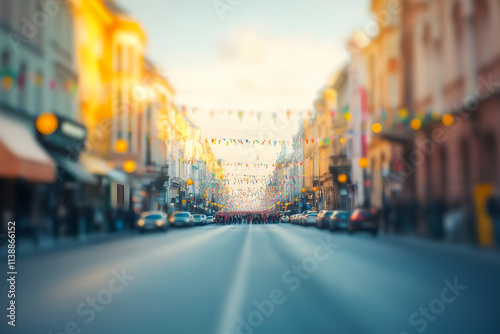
[406,0,500,244]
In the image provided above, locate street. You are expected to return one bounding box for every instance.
[2,225,499,334]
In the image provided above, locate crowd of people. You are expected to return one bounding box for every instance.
[215,211,281,225]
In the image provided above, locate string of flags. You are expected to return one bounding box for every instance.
[0,69,78,94]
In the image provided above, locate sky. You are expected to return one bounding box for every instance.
[116,0,372,177]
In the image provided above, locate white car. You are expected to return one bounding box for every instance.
[206,216,214,224]
[301,211,318,226]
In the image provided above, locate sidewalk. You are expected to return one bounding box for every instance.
[379,232,500,262]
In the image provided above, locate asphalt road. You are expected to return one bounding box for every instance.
[2,224,499,334]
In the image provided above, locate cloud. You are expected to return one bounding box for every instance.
[167,26,347,110]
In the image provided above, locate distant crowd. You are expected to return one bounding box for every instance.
[215,211,280,225]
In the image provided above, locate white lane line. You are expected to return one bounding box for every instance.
[215,224,254,334]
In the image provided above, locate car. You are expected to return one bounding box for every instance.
[302,211,318,226]
[329,211,351,231]
[192,214,205,226]
[137,211,168,233]
[206,216,214,224]
[281,214,290,223]
[200,214,207,225]
[316,210,335,229]
[169,211,193,227]
[290,214,298,224]
[348,209,379,235]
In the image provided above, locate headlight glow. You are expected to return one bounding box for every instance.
[138,220,145,227]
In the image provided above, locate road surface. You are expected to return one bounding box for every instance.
[1,224,499,334]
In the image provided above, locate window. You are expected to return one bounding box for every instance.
[0,50,11,101]
[18,63,27,111]
[0,0,14,28]
[116,45,123,72]
[34,72,43,115]
[452,2,464,78]
[474,0,490,66]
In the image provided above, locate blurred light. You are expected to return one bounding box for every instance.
[340,138,346,144]
[302,188,306,193]
[187,179,193,185]
[156,220,163,227]
[36,112,59,135]
[411,119,422,130]
[442,114,454,126]
[372,123,382,133]
[344,113,351,121]
[313,187,318,192]
[359,157,369,169]
[124,161,136,173]
[138,220,145,227]
[338,174,347,183]
[364,180,371,187]
[115,139,127,153]
[322,88,337,101]
[2,76,13,90]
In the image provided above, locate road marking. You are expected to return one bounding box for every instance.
[215,224,254,334]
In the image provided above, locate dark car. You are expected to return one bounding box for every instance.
[169,211,193,227]
[348,209,379,235]
[329,211,351,231]
[316,210,335,229]
[137,211,168,233]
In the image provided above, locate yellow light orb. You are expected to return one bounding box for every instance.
[187,179,193,186]
[295,197,298,201]
[372,123,382,133]
[277,201,281,205]
[115,139,127,153]
[36,112,59,135]
[338,173,347,183]
[322,88,337,101]
[313,187,318,192]
[359,157,369,169]
[302,188,306,193]
[203,194,207,198]
[344,113,351,121]
[182,200,186,204]
[124,160,136,173]
[2,76,13,90]
[411,119,422,130]
[340,137,346,144]
[442,114,454,126]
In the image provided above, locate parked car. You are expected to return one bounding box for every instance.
[192,214,205,226]
[348,209,379,235]
[206,216,214,224]
[329,211,351,231]
[281,214,290,223]
[200,214,207,225]
[169,211,193,227]
[290,214,299,224]
[137,211,168,233]
[302,211,318,226]
[316,210,335,229]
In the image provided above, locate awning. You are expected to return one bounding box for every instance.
[0,115,56,183]
[53,154,98,184]
[80,153,128,183]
